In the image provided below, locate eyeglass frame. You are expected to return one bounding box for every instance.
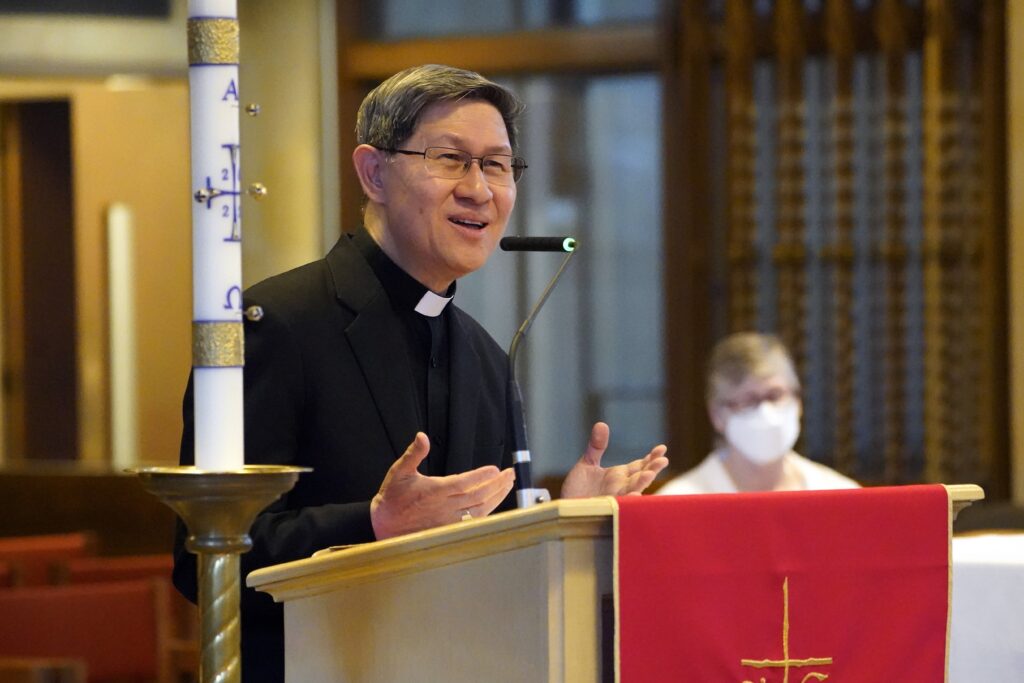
[717,386,801,415]
[381,146,528,185]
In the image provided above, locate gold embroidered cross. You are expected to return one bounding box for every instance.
[740,577,833,683]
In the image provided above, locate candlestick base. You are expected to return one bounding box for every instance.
[134,465,309,683]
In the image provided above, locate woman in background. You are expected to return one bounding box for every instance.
[657,332,859,495]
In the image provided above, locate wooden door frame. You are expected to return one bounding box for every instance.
[0,104,26,463]
[1007,0,1024,504]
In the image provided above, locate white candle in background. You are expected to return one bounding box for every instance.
[107,202,138,470]
[189,0,244,470]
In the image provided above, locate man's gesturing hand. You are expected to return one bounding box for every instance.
[370,432,516,540]
[561,421,668,499]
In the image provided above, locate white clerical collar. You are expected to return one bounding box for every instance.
[414,289,453,317]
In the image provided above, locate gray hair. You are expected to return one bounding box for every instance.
[706,332,800,404]
[356,64,524,154]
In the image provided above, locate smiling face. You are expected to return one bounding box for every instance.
[362,99,517,292]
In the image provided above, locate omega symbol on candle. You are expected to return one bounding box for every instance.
[224,285,241,312]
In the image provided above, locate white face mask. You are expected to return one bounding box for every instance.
[724,400,800,465]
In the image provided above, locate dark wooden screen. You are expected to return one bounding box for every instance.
[666,0,1007,492]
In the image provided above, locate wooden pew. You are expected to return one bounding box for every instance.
[60,555,196,683]
[0,657,85,683]
[0,533,96,587]
[0,579,171,683]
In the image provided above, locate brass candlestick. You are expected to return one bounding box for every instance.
[135,465,307,683]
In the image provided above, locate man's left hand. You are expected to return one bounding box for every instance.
[561,422,668,498]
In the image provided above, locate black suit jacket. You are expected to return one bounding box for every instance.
[173,234,515,682]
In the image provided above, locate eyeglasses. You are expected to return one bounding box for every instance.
[385,146,527,185]
[721,387,799,414]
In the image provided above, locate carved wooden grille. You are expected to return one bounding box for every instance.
[673,0,1006,490]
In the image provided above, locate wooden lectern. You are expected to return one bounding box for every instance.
[248,498,616,682]
[247,486,982,683]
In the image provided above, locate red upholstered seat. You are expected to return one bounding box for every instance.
[61,554,195,681]
[0,579,170,683]
[0,533,96,587]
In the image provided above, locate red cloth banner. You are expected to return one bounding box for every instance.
[616,485,950,682]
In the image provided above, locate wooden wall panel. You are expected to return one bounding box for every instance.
[1008,0,1024,505]
[664,3,716,467]
[1,102,78,461]
[1,105,26,461]
[0,471,178,555]
[773,0,809,371]
[71,83,191,466]
[875,0,911,482]
[725,0,759,334]
[977,0,1009,498]
[824,0,859,475]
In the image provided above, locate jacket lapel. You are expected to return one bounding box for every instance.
[326,236,419,459]
[446,309,482,474]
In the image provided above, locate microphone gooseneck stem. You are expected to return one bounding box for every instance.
[508,249,576,380]
[508,378,533,492]
[508,247,577,508]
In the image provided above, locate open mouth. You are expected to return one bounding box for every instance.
[450,217,487,230]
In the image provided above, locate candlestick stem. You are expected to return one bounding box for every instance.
[135,465,307,683]
[199,553,241,681]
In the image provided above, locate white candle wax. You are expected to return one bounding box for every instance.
[189,0,244,470]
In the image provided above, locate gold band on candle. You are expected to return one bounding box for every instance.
[193,321,244,367]
[188,18,239,65]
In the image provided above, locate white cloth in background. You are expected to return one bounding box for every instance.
[949,532,1024,682]
[655,449,860,495]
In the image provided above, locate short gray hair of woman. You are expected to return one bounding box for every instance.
[356,64,525,155]
[705,332,801,405]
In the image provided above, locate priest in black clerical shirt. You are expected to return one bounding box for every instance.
[173,63,668,683]
[352,225,455,477]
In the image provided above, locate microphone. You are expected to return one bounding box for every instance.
[500,236,577,253]
[503,236,578,508]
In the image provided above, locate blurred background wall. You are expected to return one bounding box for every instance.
[0,0,331,552]
[0,0,1020,554]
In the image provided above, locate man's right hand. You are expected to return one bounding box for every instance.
[369,432,516,540]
